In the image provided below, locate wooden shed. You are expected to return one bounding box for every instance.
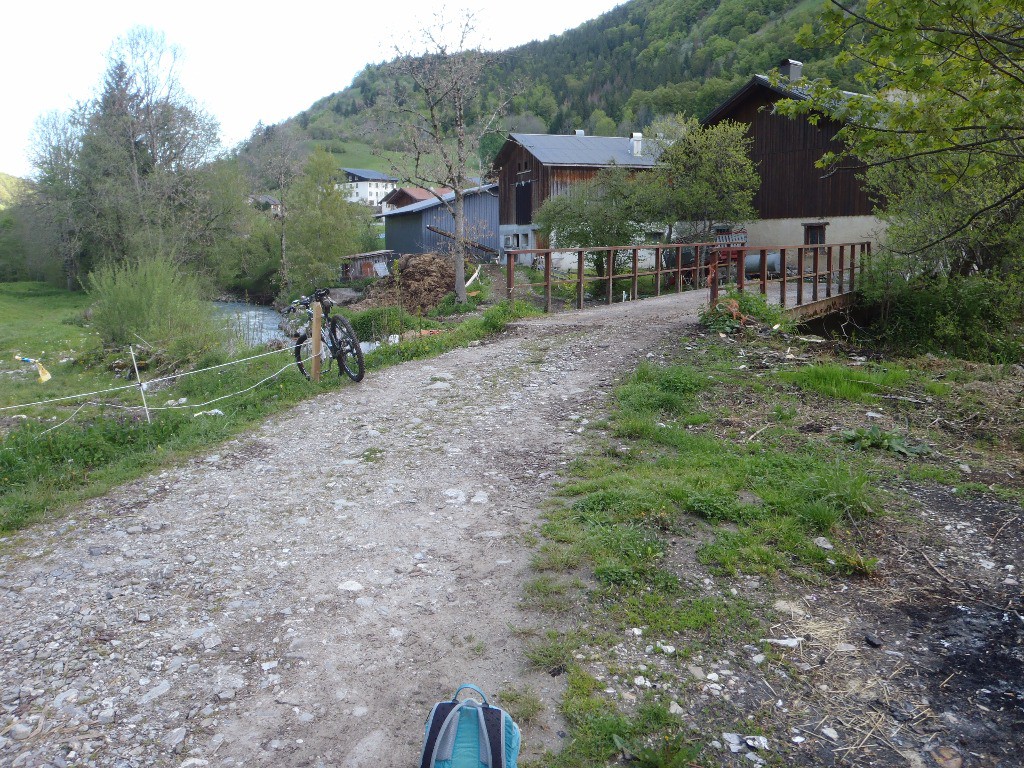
[377,184,499,258]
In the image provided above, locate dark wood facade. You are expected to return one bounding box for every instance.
[704,79,872,220]
[495,143,608,227]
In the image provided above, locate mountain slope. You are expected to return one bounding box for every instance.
[260,0,851,166]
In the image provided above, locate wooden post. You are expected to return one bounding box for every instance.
[759,249,768,295]
[544,252,552,313]
[129,345,151,425]
[311,300,322,383]
[826,246,833,298]
[631,248,639,300]
[606,250,614,305]
[709,250,720,305]
[577,250,585,309]
[796,247,805,306]
[812,247,820,302]
[675,245,683,294]
[838,245,846,294]
[736,248,745,293]
[780,248,787,308]
[506,251,515,301]
[654,246,662,297]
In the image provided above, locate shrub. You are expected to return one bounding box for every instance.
[859,267,1024,363]
[86,255,224,364]
[700,287,788,333]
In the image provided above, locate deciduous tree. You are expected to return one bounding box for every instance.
[375,12,519,303]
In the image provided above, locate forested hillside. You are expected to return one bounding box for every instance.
[289,0,852,153]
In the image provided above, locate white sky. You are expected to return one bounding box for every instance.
[1,0,624,178]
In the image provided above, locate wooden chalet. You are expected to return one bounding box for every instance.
[492,131,656,256]
[703,60,882,247]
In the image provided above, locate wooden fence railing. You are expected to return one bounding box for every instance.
[503,241,869,313]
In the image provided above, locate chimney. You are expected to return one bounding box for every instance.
[631,132,643,157]
[779,58,803,82]
[575,129,585,137]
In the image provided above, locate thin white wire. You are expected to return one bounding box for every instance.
[0,381,142,413]
[0,344,297,414]
[35,402,91,438]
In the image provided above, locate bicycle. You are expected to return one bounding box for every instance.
[284,288,365,382]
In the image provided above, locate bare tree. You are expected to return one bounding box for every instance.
[242,123,307,296]
[376,13,519,303]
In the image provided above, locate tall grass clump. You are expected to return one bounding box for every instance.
[779,363,909,402]
[87,255,224,364]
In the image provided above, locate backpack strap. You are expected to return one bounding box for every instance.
[480,705,505,768]
[419,701,458,768]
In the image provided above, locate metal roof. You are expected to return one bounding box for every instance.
[507,133,658,168]
[377,184,498,218]
[342,168,399,182]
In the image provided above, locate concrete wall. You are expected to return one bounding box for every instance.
[741,215,886,249]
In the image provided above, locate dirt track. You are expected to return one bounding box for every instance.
[0,293,710,767]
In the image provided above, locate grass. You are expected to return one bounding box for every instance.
[0,283,539,533]
[778,362,911,402]
[521,341,910,767]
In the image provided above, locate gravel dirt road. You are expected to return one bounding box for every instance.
[0,293,709,768]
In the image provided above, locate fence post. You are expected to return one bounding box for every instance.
[311,300,322,383]
[838,245,846,294]
[606,250,614,305]
[631,248,639,300]
[654,246,662,297]
[506,251,515,301]
[676,245,683,293]
[577,250,585,309]
[709,250,720,306]
[129,345,151,425]
[826,246,833,298]
[780,248,787,308]
[812,247,820,302]
[796,247,805,306]
[544,251,552,313]
[736,248,745,293]
[759,249,768,295]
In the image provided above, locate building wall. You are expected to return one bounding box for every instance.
[384,192,499,256]
[742,215,886,250]
[708,88,873,220]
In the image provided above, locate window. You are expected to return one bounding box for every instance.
[802,223,828,245]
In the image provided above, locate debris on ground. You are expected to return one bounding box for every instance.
[352,253,459,313]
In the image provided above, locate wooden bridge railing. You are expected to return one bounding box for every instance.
[503,241,869,314]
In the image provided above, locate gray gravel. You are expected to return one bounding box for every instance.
[0,294,708,767]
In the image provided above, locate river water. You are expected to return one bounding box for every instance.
[212,301,289,345]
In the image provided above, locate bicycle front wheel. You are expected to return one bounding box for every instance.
[294,332,332,380]
[329,316,365,382]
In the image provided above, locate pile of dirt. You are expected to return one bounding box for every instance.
[352,252,456,313]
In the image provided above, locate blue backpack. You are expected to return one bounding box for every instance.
[419,684,521,768]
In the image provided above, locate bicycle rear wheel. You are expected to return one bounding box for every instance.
[329,316,365,382]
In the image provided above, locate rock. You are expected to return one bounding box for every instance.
[339,581,364,592]
[836,643,858,652]
[139,681,171,705]
[261,661,278,671]
[203,634,222,650]
[162,727,187,750]
[10,722,34,741]
[745,735,769,751]
[929,745,963,768]
[865,633,883,648]
[633,676,651,688]
[216,690,235,701]
[813,536,834,551]
[822,727,839,741]
[669,701,685,716]
[761,637,801,648]
[98,709,116,724]
[722,733,743,753]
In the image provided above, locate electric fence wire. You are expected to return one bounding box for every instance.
[0,343,301,415]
